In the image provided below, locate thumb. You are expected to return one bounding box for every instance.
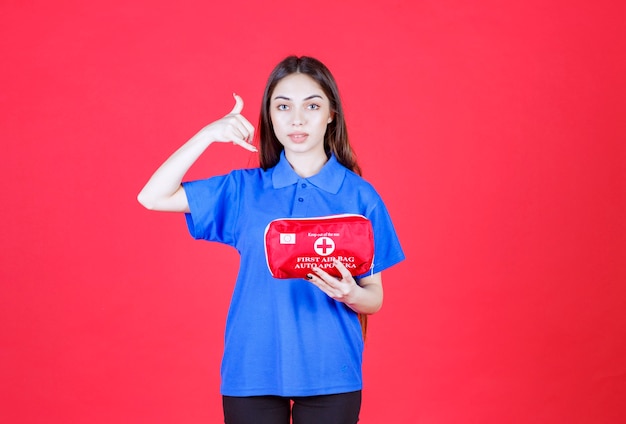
[230,93,244,115]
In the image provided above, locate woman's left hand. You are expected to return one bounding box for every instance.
[306,259,358,304]
[306,259,384,314]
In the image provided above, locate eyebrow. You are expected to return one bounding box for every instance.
[273,94,324,101]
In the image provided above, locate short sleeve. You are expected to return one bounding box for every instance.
[182,171,242,246]
[365,200,405,275]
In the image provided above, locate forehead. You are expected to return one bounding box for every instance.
[271,73,327,100]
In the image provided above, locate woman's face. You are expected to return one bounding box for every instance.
[269,73,333,159]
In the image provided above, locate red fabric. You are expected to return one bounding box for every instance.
[264,214,374,279]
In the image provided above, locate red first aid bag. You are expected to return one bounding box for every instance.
[264,214,374,279]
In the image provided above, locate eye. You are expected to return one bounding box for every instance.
[277,104,289,111]
[307,103,320,110]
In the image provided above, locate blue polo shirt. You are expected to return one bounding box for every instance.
[183,152,405,397]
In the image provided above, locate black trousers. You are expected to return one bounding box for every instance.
[223,390,361,424]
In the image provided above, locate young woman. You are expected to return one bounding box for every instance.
[138,56,405,424]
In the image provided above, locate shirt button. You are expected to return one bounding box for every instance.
[298,198,304,202]
[301,183,307,188]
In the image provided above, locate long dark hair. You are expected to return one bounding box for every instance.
[258,56,362,177]
[258,56,369,338]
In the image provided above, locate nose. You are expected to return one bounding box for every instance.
[292,108,304,126]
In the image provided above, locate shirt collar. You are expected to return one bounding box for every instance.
[272,151,346,194]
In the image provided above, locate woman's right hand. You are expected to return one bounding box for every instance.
[137,94,257,212]
[201,93,257,152]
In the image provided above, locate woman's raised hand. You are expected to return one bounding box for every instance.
[137,93,258,212]
[202,93,257,152]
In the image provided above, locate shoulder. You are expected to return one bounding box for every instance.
[231,166,273,189]
[342,169,384,203]
[344,169,377,190]
[189,166,267,185]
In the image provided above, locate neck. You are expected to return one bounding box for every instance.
[285,150,328,178]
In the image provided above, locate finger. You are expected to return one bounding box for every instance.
[230,93,244,115]
[230,123,248,141]
[332,259,353,280]
[232,137,258,152]
[312,262,348,284]
[242,118,255,140]
[233,114,256,141]
[307,271,349,302]
[230,125,257,151]
[305,273,334,295]
[311,266,338,286]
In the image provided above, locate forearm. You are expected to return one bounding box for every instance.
[137,128,215,211]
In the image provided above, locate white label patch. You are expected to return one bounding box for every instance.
[279,233,296,244]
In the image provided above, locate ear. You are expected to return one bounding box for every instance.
[327,112,334,124]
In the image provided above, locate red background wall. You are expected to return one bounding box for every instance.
[1,1,625,423]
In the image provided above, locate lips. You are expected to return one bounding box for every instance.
[288,132,309,143]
